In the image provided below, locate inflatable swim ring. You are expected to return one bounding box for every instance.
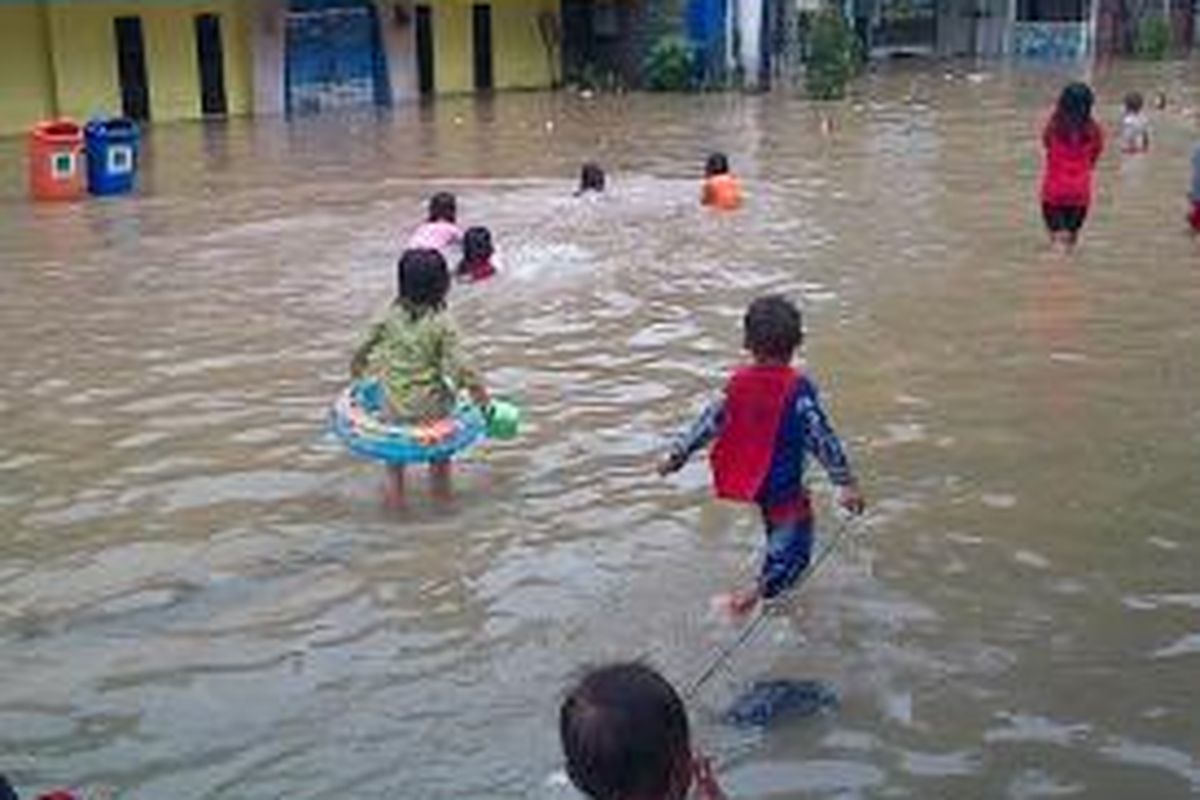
[330,379,487,465]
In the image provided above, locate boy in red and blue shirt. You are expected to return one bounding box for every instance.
[659,295,864,617]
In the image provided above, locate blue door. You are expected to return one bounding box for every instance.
[285,0,390,114]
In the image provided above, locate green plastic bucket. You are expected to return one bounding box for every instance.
[486,399,520,440]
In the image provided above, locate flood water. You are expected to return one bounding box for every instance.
[2,59,1199,799]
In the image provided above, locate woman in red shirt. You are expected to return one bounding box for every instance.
[1041,82,1104,252]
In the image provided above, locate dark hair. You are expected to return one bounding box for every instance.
[459,226,494,273]
[744,295,803,362]
[397,248,450,315]
[705,153,729,177]
[560,663,692,800]
[428,192,457,223]
[579,162,606,193]
[1124,91,1144,113]
[1049,82,1096,144]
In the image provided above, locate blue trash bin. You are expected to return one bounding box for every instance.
[84,117,139,196]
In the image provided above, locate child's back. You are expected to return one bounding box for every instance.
[701,152,742,210]
[407,191,462,254]
[1120,92,1150,153]
[354,249,482,422]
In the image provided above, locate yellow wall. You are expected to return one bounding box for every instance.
[492,0,557,89]
[0,4,55,134]
[431,0,557,93]
[45,0,252,122]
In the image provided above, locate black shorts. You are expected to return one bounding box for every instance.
[1042,203,1088,234]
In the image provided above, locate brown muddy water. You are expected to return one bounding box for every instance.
[2,59,1199,799]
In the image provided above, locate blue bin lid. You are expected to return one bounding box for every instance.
[85,118,139,140]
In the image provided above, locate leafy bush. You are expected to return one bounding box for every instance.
[644,35,697,91]
[805,9,861,100]
[1133,15,1171,59]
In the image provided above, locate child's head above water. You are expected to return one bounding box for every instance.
[560,662,693,800]
[1124,91,1144,115]
[461,226,493,265]
[579,163,606,193]
[744,294,803,364]
[397,248,451,314]
[705,152,730,177]
[428,192,457,224]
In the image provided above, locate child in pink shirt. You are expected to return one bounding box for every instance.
[407,192,462,255]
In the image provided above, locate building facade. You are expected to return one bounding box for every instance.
[0,0,560,135]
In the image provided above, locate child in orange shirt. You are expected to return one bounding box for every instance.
[701,153,743,210]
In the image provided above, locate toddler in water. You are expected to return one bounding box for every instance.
[576,162,606,195]
[701,152,743,210]
[560,663,726,800]
[351,248,490,504]
[659,295,864,618]
[1041,82,1104,252]
[407,192,462,256]
[457,226,497,282]
[1120,92,1150,153]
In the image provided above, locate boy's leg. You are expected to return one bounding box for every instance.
[758,516,815,603]
[383,464,406,507]
[430,458,452,500]
[727,514,814,617]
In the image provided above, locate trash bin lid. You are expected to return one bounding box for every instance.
[33,119,83,142]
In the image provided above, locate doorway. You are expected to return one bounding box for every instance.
[472,4,494,90]
[195,13,228,116]
[416,5,435,95]
[114,16,151,120]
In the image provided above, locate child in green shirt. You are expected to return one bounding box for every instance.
[352,248,489,504]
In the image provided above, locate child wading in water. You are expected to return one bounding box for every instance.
[701,152,743,210]
[560,663,727,800]
[1041,82,1104,252]
[659,295,864,618]
[408,192,462,257]
[457,226,497,282]
[1120,91,1150,153]
[576,162,606,195]
[352,248,489,505]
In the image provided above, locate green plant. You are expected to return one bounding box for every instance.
[1133,14,1171,59]
[805,8,861,100]
[644,35,697,92]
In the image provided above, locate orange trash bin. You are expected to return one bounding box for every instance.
[29,119,85,201]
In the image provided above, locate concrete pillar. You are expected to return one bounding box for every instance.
[251,0,287,116]
[374,0,419,104]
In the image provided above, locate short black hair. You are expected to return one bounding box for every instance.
[560,663,691,800]
[1124,91,1144,113]
[705,153,729,177]
[428,192,457,223]
[460,226,493,269]
[744,295,802,361]
[397,248,450,314]
[580,162,606,192]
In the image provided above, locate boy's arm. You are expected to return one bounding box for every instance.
[799,379,864,513]
[659,397,724,475]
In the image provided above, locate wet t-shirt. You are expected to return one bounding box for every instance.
[358,305,480,422]
[1041,120,1104,207]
